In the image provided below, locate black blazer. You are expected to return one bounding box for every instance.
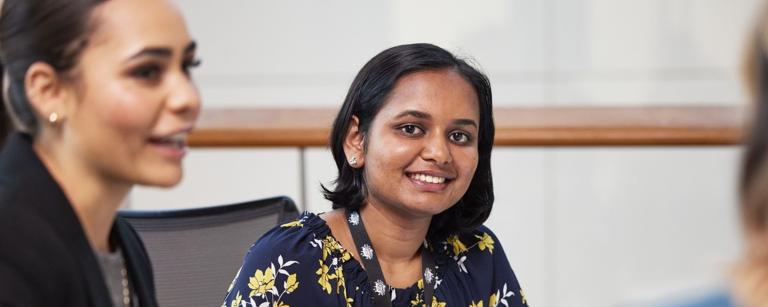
[0,133,158,307]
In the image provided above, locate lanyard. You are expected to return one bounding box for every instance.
[345,209,436,307]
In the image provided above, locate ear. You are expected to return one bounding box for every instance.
[25,62,70,127]
[343,115,365,168]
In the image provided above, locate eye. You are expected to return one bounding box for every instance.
[183,57,202,75]
[399,124,424,136]
[131,64,163,81]
[449,131,471,144]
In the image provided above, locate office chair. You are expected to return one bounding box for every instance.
[119,196,300,307]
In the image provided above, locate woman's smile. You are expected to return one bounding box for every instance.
[406,170,456,191]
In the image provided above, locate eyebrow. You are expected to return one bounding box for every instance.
[126,41,197,61]
[394,110,478,128]
[184,41,197,54]
[453,119,478,128]
[394,110,431,120]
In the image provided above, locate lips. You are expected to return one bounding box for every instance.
[409,173,446,184]
[148,132,187,149]
[406,171,455,185]
[147,129,191,160]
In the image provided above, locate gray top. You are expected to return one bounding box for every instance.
[95,247,137,307]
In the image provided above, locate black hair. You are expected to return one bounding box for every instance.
[0,0,107,145]
[322,43,495,241]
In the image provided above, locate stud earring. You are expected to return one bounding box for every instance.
[48,112,59,124]
[349,156,358,167]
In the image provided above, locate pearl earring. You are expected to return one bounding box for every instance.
[48,112,59,124]
[349,156,358,167]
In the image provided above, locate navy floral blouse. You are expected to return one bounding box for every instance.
[222,212,528,307]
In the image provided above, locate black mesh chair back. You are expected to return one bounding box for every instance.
[119,196,300,307]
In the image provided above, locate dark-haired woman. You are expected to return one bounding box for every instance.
[223,43,527,307]
[0,0,201,306]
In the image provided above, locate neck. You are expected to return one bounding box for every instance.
[34,138,130,253]
[359,202,431,265]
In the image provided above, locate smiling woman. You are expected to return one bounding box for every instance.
[0,0,200,306]
[223,44,527,307]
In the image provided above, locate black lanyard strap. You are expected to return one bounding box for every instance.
[345,209,436,307]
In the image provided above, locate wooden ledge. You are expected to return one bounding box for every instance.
[188,106,746,147]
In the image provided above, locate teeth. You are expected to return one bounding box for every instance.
[167,132,187,143]
[152,132,187,148]
[410,173,446,184]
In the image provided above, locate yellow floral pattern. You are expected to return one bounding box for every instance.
[248,267,275,297]
[281,220,304,228]
[469,300,484,307]
[222,214,528,307]
[409,292,447,307]
[230,292,242,307]
[315,259,334,294]
[447,235,469,256]
[312,234,354,306]
[236,254,300,307]
[475,233,495,254]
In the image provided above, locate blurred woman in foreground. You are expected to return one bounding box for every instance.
[0,0,201,306]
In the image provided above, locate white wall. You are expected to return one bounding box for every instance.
[130,1,760,305]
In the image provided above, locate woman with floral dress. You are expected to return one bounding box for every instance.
[223,43,528,307]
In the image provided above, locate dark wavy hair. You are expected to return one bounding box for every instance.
[322,43,495,241]
[0,0,108,145]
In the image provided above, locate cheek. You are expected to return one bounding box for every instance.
[366,134,414,168]
[89,83,160,133]
[456,149,479,178]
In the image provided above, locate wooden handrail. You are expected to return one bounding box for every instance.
[188,106,746,147]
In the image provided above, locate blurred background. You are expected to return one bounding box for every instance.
[126,0,763,305]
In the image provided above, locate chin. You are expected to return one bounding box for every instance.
[411,196,457,212]
[138,169,183,188]
[406,202,454,217]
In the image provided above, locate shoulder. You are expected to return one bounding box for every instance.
[0,199,71,260]
[223,212,348,305]
[232,212,332,281]
[438,225,529,306]
[440,224,503,259]
[249,213,328,259]
[0,204,80,304]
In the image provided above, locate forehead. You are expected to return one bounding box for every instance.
[376,69,480,121]
[86,0,190,54]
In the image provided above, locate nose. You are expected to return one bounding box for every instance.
[421,133,452,165]
[167,74,201,121]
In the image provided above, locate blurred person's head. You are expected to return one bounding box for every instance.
[323,43,495,241]
[737,4,768,305]
[0,0,201,188]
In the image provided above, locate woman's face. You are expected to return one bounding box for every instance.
[63,0,200,187]
[357,69,480,219]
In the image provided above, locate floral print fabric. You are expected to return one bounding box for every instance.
[223,212,528,307]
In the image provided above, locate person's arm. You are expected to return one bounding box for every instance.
[222,222,346,307]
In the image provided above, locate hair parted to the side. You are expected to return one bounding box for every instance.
[0,0,108,145]
[322,43,495,242]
